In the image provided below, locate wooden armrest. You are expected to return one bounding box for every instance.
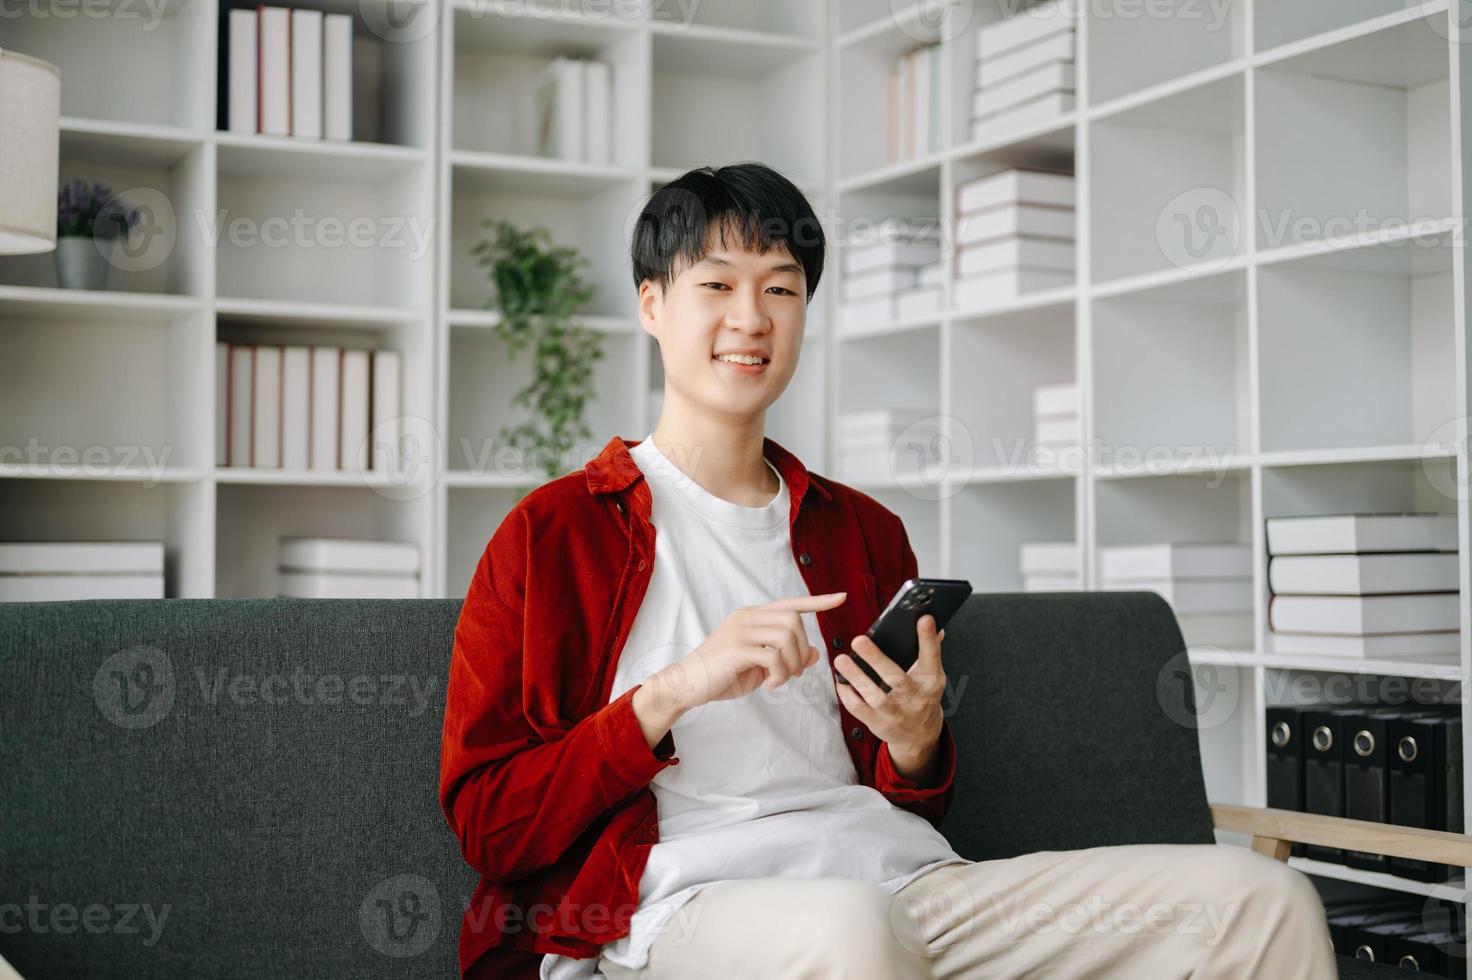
[1211,803,1472,868]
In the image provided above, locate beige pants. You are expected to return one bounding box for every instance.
[596,844,1338,979]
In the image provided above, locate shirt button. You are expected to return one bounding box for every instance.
[799,552,812,565]
[849,726,864,741]
[637,559,647,571]
[831,636,842,649]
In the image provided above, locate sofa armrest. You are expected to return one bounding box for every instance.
[1211,802,1472,867]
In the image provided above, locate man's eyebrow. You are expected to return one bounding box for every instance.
[696,255,804,275]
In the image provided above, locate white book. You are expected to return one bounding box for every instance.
[215,341,229,466]
[899,47,913,159]
[370,349,401,474]
[252,345,282,468]
[290,10,323,138]
[279,536,420,575]
[977,31,1075,89]
[1020,541,1077,574]
[339,348,371,471]
[1265,513,1458,555]
[281,345,311,470]
[1268,553,1459,596]
[535,57,584,161]
[227,10,258,134]
[917,262,944,288]
[258,6,291,136]
[1269,593,1460,635]
[912,46,931,160]
[954,268,1074,308]
[1269,631,1461,659]
[1024,573,1081,592]
[0,574,165,602]
[844,242,941,275]
[1034,381,1078,417]
[842,266,920,302]
[897,285,941,320]
[323,14,353,141]
[228,343,253,467]
[971,93,1075,144]
[278,570,418,599]
[958,203,1074,246]
[973,61,1075,119]
[1103,542,1252,581]
[976,0,1076,59]
[310,346,340,470]
[0,541,164,574]
[957,168,1075,215]
[1101,578,1253,615]
[956,237,1075,277]
[1177,612,1254,648]
[584,60,611,163]
[1035,416,1079,445]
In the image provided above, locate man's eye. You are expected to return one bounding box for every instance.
[703,282,730,290]
[768,287,795,295]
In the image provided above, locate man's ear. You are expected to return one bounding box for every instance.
[637,279,661,340]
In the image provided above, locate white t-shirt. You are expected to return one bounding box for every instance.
[541,436,968,979]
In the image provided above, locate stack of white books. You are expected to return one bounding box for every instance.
[1034,381,1079,450]
[225,7,353,140]
[1267,514,1460,658]
[887,43,942,164]
[970,0,1077,144]
[535,57,614,165]
[838,408,939,481]
[0,542,164,601]
[841,224,942,332]
[216,343,401,475]
[953,169,1074,310]
[1101,542,1253,647]
[278,537,420,599]
[1020,541,1079,591]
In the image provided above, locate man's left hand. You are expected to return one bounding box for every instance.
[833,614,947,783]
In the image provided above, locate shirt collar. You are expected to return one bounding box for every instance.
[583,433,831,520]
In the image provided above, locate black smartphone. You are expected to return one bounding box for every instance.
[836,577,972,692]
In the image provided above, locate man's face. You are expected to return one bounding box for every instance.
[638,226,807,420]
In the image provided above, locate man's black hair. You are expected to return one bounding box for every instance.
[630,162,826,303]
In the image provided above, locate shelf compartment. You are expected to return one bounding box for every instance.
[648,0,821,39]
[214,482,430,598]
[1257,235,1455,454]
[835,325,942,486]
[1089,74,1245,283]
[1255,0,1448,56]
[446,329,645,478]
[445,486,524,600]
[1087,0,1245,105]
[1254,14,1451,253]
[451,8,647,166]
[0,477,211,598]
[447,175,640,316]
[7,0,214,130]
[214,165,432,308]
[951,304,1075,472]
[1092,269,1248,469]
[950,478,1077,592]
[1094,469,1252,571]
[651,33,822,186]
[0,142,210,297]
[0,310,211,472]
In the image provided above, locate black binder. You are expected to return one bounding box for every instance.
[1304,707,1359,863]
[1344,707,1443,874]
[1389,713,1464,882]
[1266,705,1308,857]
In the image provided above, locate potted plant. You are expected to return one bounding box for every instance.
[471,219,603,493]
[55,179,141,290]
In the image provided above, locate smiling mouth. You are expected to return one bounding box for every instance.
[712,354,771,365]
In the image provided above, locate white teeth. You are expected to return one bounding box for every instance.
[715,353,766,365]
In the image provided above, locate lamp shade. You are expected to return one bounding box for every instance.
[0,47,60,255]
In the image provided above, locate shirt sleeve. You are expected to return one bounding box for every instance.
[438,506,679,882]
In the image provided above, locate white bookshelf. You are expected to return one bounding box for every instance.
[4,0,1470,901]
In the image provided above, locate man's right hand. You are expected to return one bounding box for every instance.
[631,591,848,741]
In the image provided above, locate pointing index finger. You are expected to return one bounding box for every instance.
[762,592,847,612]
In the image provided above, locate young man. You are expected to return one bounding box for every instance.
[439,163,1337,979]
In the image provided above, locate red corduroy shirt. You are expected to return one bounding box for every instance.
[439,434,959,980]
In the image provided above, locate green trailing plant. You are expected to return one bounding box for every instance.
[471,219,604,489]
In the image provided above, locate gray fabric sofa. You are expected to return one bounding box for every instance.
[0,594,1429,978]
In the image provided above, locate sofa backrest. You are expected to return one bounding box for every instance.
[939,591,1216,861]
[1,591,1215,977]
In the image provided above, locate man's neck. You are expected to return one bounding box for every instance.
[647,402,776,508]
